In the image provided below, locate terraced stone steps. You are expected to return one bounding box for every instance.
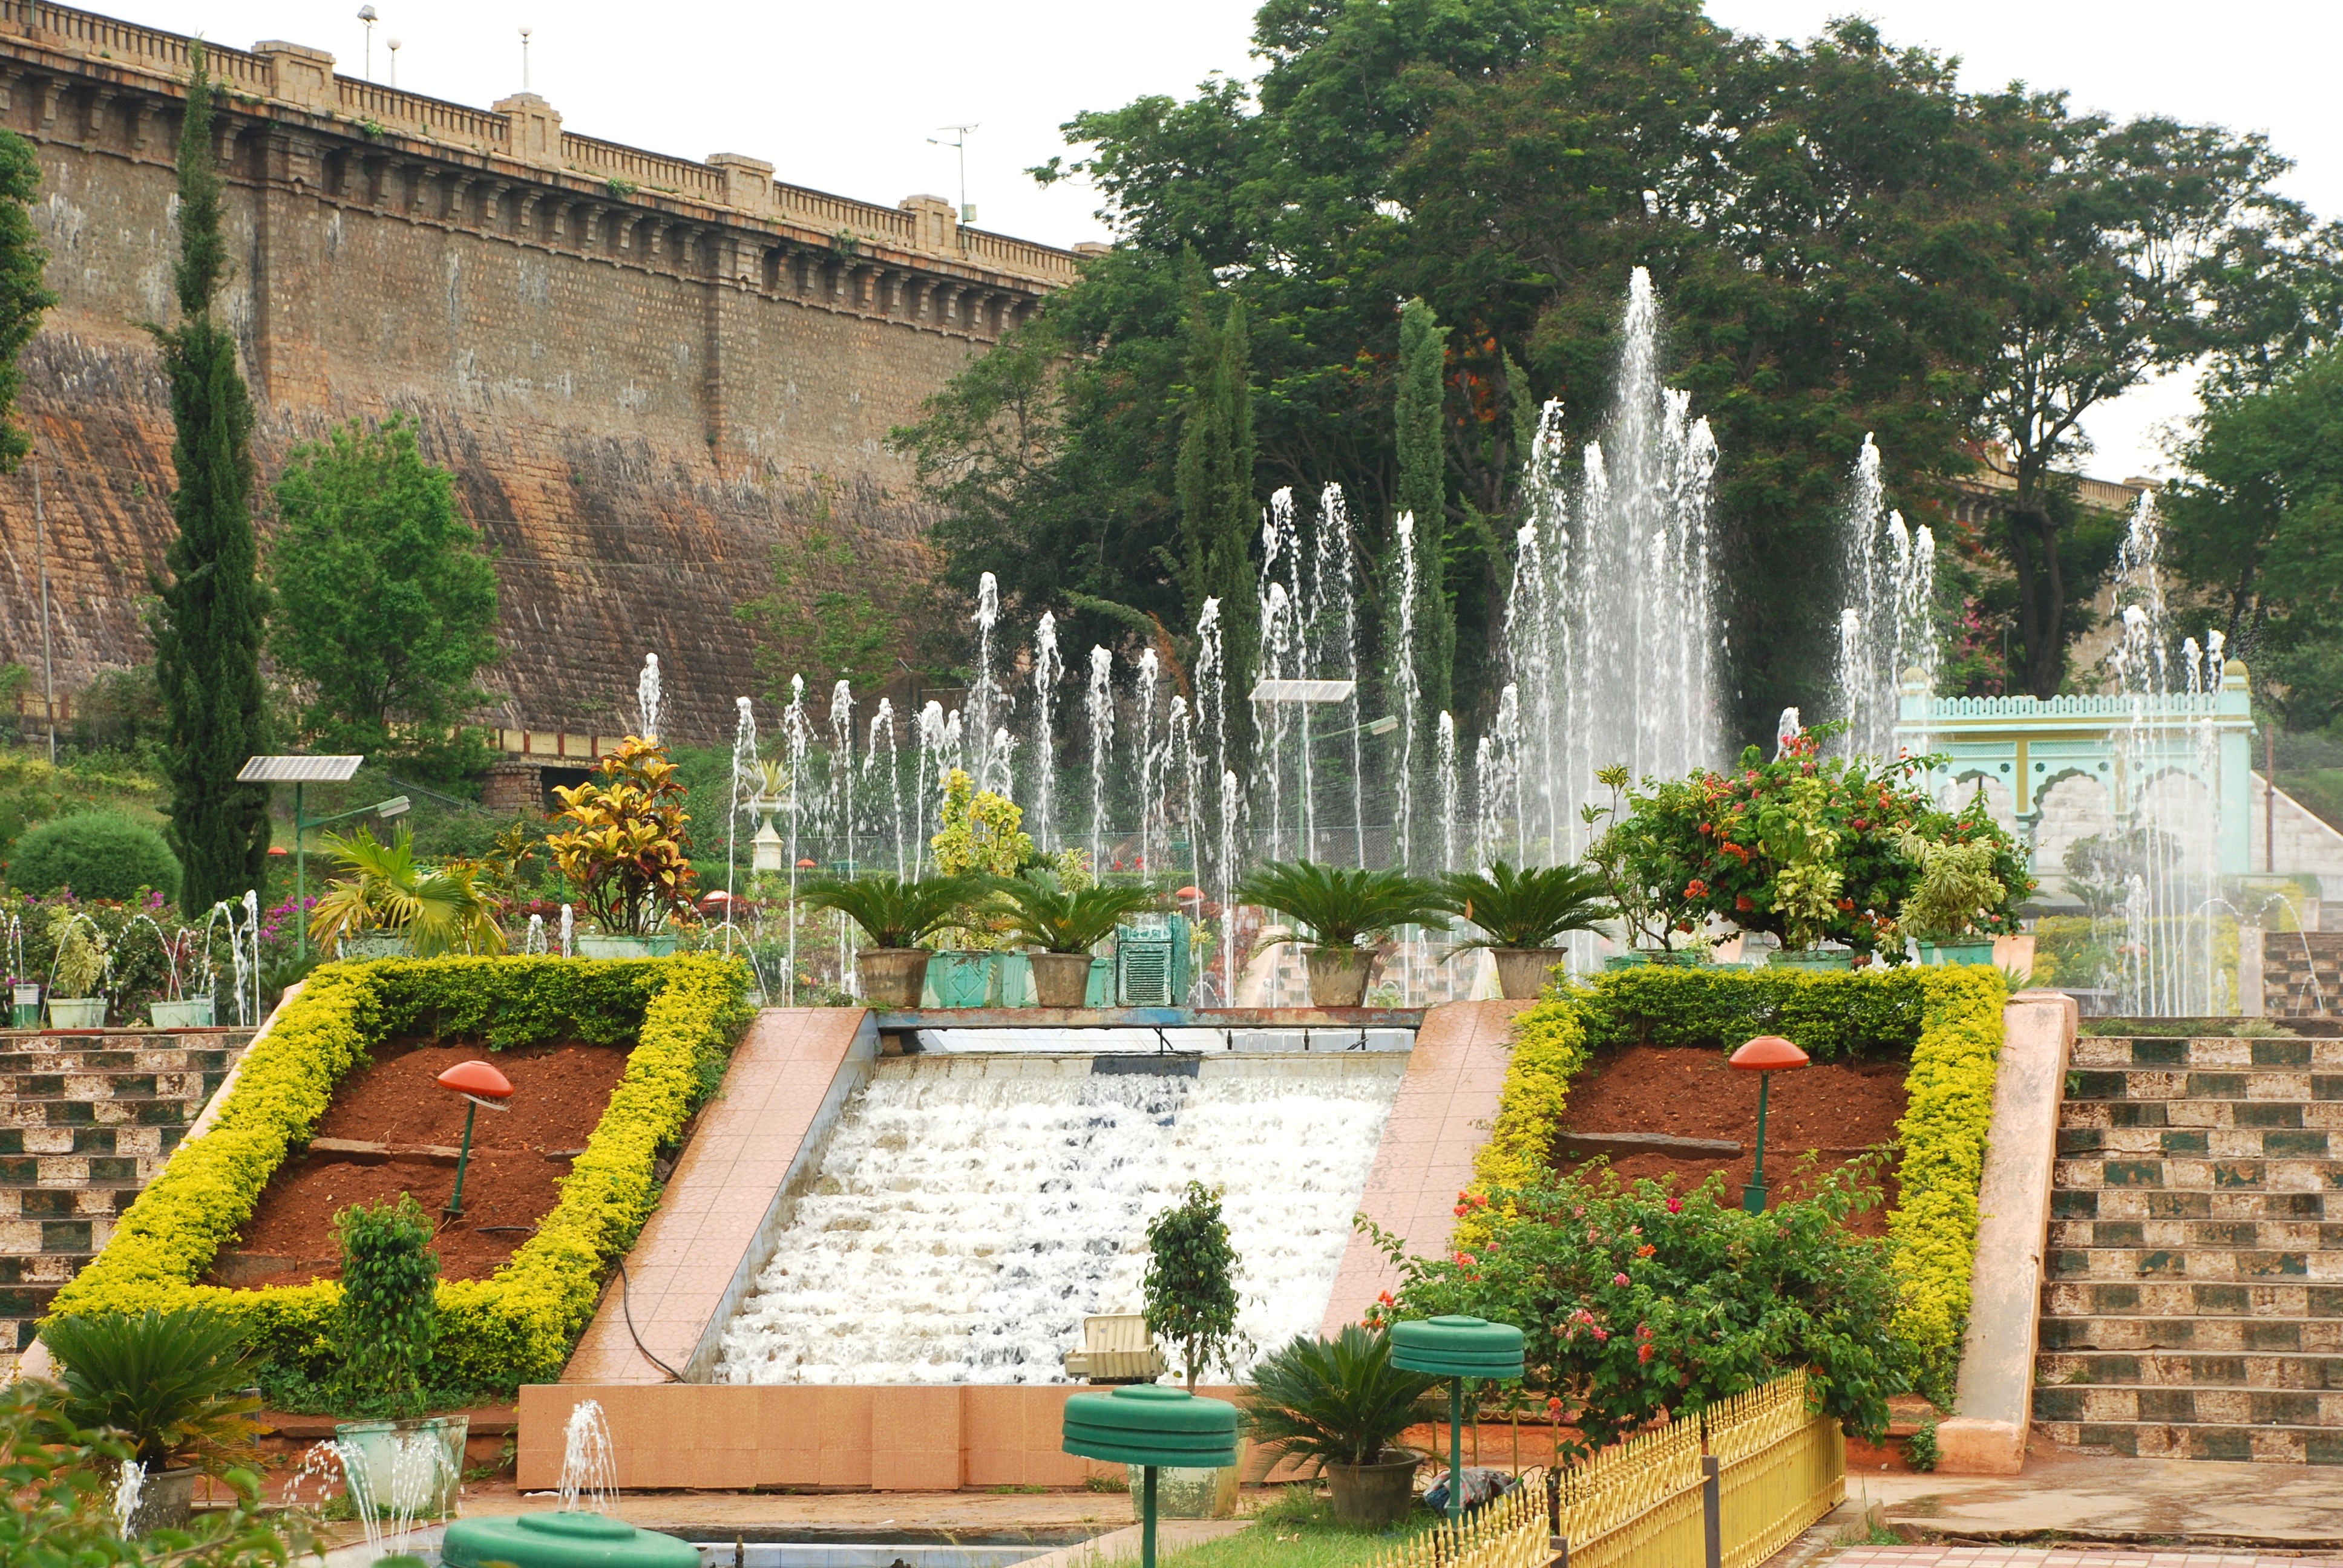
[2034,1034,2342,1464]
[0,1028,253,1357]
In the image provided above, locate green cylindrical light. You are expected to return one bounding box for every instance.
[1391,1314,1525,1522]
[1063,1385,1239,1568]
[440,1511,700,1568]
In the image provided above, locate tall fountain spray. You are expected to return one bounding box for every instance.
[782,678,812,1004]
[968,573,1006,795]
[867,700,903,877]
[1835,434,1938,760]
[635,653,662,740]
[1506,267,1720,866]
[1086,647,1113,870]
[1392,513,1420,871]
[1134,648,1161,874]
[1317,484,1365,866]
[1032,612,1063,852]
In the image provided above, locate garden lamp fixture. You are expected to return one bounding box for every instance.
[1062,1385,1237,1568]
[356,5,376,79]
[435,1058,513,1218]
[1729,1034,1810,1213]
[1391,1314,1525,1523]
[385,36,401,87]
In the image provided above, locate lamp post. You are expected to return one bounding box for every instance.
[434,1059,513,1218]
[1391,1314,1525,1523]
[1062,1385,1237,1568]
[1729,1034,1810,1213]
[237,757,412,958]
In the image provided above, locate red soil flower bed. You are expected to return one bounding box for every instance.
[1550,1045,1909,1233]
[208,1039,630,1288]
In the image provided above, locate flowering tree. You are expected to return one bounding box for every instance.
[1599,727,2032,958]
[1366,1168,1904,1455]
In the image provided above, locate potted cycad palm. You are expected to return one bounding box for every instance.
[983,871,1157,1007]
[1246,1325,1438,1527]
[39,1306,264,1533]
[798,872,983,1006]
[1440,861,1616,999]
[1232,860,1450,1007]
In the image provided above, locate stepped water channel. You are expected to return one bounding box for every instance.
[713,1044,1407,1385]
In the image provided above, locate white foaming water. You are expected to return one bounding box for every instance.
[715,1054,1403,1385]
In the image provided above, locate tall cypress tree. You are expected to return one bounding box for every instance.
[1395,297,1452,723]
[149,44,270,913]
[0,128,55,474]
[1172,252,1259,701]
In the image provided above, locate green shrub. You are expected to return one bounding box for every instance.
[9,811,180,902]
[1377,1165,1906,1454]
[334,1194,439,1417]
[1144,1181,1245,1391]
[1245,1325,1440,1471]
[49,955,753,1404]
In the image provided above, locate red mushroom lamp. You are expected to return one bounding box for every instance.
[434,1059,513,1218]
[1728,1034,1809,1214]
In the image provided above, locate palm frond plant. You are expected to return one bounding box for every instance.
[306,826,506,956]
[799,872,984,1006]
[1442,861,1616,998]
[1245,1325,1440,1526]
[985,869,1159,1007]
[983,871,1157,953]
[799,872,983,950]
[39,1307,264,1476]
[1233,860,1449,1006]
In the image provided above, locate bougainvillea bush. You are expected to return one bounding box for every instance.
[1368,1165,1906,1454]
[1605,727,2033,958]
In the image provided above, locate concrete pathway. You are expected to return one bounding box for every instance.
[1826,1551,2343,1568]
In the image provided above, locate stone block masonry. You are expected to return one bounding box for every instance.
[0,1,1077,743]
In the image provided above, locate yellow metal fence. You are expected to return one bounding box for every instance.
[1369,1372,1844,1568]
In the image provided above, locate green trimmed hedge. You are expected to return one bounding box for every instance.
[1462,963,2008,1402]
[49,955,753,1402]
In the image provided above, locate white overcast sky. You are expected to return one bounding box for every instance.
[99,0,2341,481]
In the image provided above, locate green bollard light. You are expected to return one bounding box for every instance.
[433,1059,514,1218]
[1063,1385,1237,1568]
[1392,1315,1524,1523]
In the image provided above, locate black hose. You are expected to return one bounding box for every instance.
[615,1255,684,1382]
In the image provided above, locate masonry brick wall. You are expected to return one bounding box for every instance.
[0,10,1065,743]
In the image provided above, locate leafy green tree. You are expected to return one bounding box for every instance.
[1394,296,1453,722]
[1173,257,1260,684]
[2163,345,2343,732]
[1142,1180,1246,1392]
[148,45,270,913]
[0,128,54,474]
[267,416,499,776]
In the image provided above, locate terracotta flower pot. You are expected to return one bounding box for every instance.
[1305,948,1371,1008]
[1326,1448,1422,1527]
[1491,948,1565,1000]
[1029,951,1094,1008]
[857,948,930,1007]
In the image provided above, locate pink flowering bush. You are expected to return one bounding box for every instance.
[1364,1165,1904,1455]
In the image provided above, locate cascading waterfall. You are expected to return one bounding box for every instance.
[713,1056,1404,1385]
[1834,434,1938,760]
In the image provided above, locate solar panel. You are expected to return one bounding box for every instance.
[1248,678,1357,704]
[236,755,365,783]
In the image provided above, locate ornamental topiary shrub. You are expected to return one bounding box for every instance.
[9,811,182,903]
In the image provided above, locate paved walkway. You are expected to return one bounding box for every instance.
[1826,1552,2343,1568]
[1834,1449,2343,1547]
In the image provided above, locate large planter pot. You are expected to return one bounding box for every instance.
[1918,939,1997,967]
[1130,1439,1247,1521]
[858,948,931,1007]
[47,997,106,1029]
[1491,948,1566,1000]
[1030,950,1094,1008]
[574,933,679,959]
[123,1465,200,1534]
[1768,949,1852,972]
[333,1414,468,1522]
[924,950,997,1008]
[1305,948,1372,1008]
[148,996,215,1030]
[339,933,411,959]
[1326,1449,1423,1528]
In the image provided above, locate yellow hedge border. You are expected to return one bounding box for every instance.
[1457,965,2006,1400]
[49,955,752,1396]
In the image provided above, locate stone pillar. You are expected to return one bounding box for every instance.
[480,760,546,817]
[897,192,957,254]
[495,92,562,167]
[709,152,775,217]
[2238,924,2266,1016]
[253,41,336,113]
